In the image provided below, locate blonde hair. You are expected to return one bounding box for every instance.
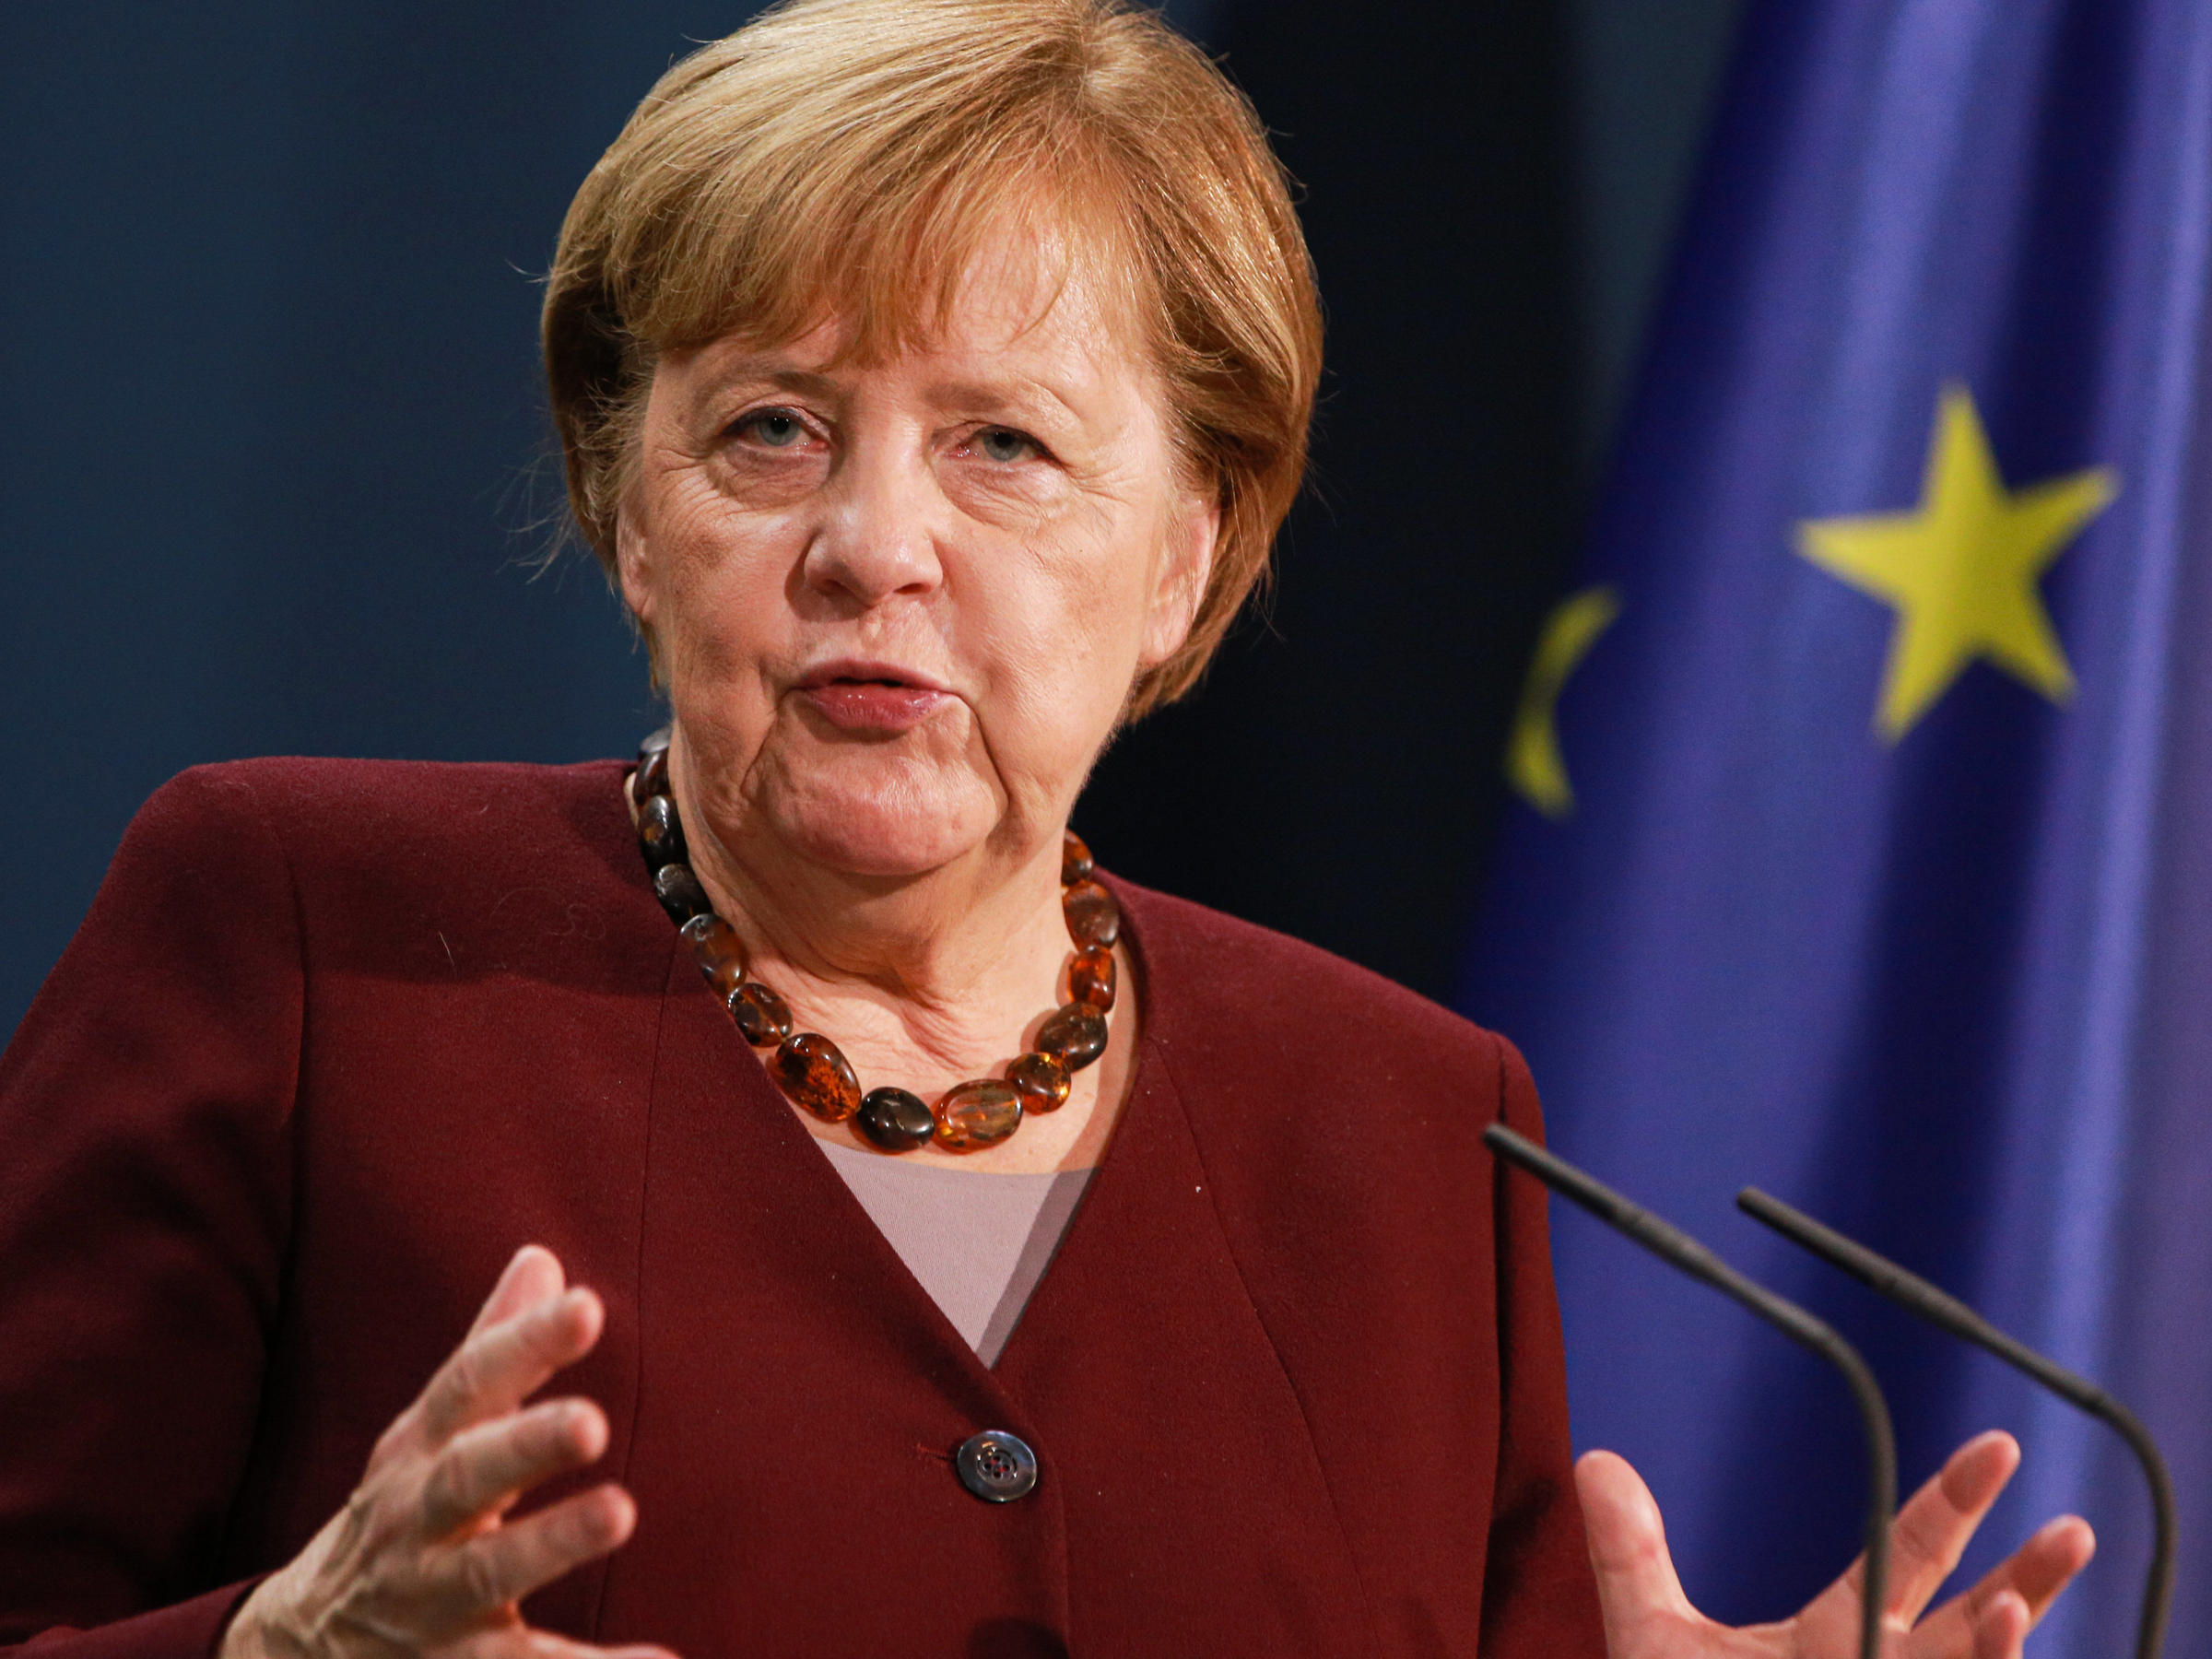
[543,0,1323,716]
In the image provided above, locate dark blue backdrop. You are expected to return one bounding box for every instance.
[1,6,723,1029]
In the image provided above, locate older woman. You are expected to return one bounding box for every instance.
[0,2,2090,1655]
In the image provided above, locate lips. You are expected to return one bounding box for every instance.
[795,662,950,733]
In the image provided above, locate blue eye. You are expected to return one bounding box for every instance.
[741,410,807,448]
[975,427,1034,463]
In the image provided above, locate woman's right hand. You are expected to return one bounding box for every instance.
[222,1246,672,1659]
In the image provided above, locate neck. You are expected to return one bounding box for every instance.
[666,739,1076,1094]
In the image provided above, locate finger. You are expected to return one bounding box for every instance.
[1920,1522,2088,1654]
[1879,1430,2020,1624]
[419,1398,610,1538]
[470,1246,570,1338]
[419,1285,606,1444]
[1575,1450,1700,1648]
[432,1484,638,1617]
[1969,1590,2028,1659]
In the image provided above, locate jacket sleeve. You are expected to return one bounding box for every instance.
[1479,1033,1608,1655]
[0,767,299,1653]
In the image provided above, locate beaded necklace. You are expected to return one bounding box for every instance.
[629,728,1119,1155]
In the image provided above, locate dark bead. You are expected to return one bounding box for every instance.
[728,981,794,1046]
[1006,1050,1070,1113]
[1034,1003,1108,1072]
[934,1079,1022,1152]
[653,862,711,924]
[637,792,686,870]
[681,913,747,999]
[632,744,671,804]
[855,1087,935,1151]
[1066,946,1115,1012]
[771,1032,861,1123]
[637,724,672,761]
[1062,880,1120,948]
[1060,830,1094,887]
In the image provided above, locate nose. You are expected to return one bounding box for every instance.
[801,443,945,608]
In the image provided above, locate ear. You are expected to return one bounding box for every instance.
[1138,490,1221,672]
[613,489,656,632]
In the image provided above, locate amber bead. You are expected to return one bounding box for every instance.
[1061,830,1094,887]
[638,792,686,871]
[1006,1050,1071,1113]
[638,724,671,759]
[934,1079,1022,1152]
[1062,879,1120,948]
[632,744,671,804]
[1066,946,1115,1012]
[771,1032,861,1123]
[856,1087,935,1152]
[653,862,711,924]
[728,981,794,1046]
[680,913,747,998]
[1035,1003,1108,1071]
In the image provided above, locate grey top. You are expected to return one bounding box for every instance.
[818,1140,1097,1366]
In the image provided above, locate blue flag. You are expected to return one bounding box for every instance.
[1463,1,2212,1651]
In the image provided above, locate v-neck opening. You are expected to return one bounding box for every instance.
[655,865,1164,1386]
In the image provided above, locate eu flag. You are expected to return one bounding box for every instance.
[1462,1,2212,1652]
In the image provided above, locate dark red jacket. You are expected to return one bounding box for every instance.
[0,759,1603,1657]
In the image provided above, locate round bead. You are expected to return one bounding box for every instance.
[1034,1003,1108,1072]
[1062,879,1120,948]
[638,792,686,870]
[653,863,712,924]
[771,1032,861,1122]
[855,1087,936,1152]
[1066,946,1114,1012]
[728,981,794,1046]
[637,724,671,760]
[1060,830,1094,888]
[934,1079,1022,1152]
[1006,1050,1071,1113]
[632,744,671,804]
[680,913,747,999]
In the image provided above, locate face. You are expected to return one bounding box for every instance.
[616,229,1218,882]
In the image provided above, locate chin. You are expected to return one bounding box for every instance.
[771,784,993,879]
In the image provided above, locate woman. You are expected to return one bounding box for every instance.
[0,2,2091,1654]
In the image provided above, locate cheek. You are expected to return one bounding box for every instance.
[651,490,802,677]
[968,511,1160,765]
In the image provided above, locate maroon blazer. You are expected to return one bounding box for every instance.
[0,759,1603,1658]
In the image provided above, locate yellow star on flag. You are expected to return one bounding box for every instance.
[1795,384,2117,740]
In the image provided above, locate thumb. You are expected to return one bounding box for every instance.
[1578,1449,1699,1647]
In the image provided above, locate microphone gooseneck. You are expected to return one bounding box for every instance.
[1737,1186,2175,1659]
[1482,1125,1894,1659]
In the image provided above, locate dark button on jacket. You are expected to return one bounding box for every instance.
[957,1430,1040,1502]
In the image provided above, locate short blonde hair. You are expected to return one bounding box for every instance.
[543,0,1322,716]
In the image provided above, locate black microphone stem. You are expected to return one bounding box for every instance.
[1737,1186,2174,1659]
[1483,1125,1894,1659]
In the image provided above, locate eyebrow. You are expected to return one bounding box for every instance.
[759,367,842,397]
[928,377,1084,427]
[688,355,1090,429]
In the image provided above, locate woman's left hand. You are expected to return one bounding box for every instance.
[1580,1430,2096,1657]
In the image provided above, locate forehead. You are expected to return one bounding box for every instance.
[685,218,1161,404]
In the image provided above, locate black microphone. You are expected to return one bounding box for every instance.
[1737,1186,2175,1659]
[1483,1124,1894,1659]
